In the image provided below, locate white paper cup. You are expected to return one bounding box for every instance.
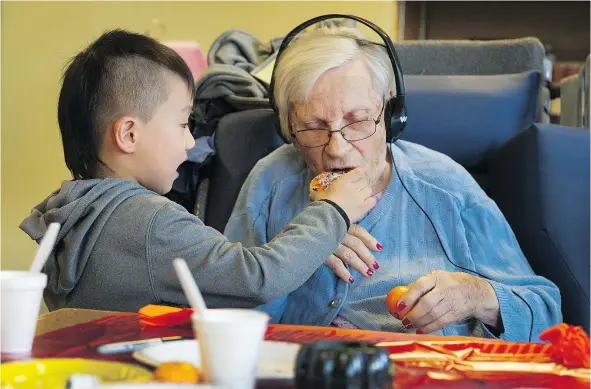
[1,271,47,353]
[191,309,270,389]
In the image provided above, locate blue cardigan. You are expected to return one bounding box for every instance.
[224,141,562,341]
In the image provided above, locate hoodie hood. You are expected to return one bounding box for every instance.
[20,178,151,307]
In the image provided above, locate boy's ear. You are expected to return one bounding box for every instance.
[112,116,140,154]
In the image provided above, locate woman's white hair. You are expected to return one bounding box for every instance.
[273,26,395,141]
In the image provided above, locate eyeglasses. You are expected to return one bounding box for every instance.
[291,104,384,148]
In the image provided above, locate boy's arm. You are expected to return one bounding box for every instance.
[147,200,348,308]
[224,184,289,323]
[461,199,562,342]
[224,174,273,247]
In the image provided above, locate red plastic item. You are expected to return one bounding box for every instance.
[138,304,193,328]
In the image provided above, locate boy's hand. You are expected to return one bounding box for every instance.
[310,168,377,223]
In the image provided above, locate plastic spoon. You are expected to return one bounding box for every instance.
[173,257,208,315]
[29,222,61,273]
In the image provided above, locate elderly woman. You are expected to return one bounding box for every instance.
[224,26,561,341]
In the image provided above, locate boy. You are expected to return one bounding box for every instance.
[20,30,376,312]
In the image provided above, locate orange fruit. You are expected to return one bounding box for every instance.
[154,361,200,384]
[386,285,410,317]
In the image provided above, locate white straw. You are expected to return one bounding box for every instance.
[29,222,61,273]
[173,258,208,314]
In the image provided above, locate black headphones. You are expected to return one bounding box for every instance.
[269,14,407,145]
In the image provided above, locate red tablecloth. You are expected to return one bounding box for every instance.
[3,313,590,389]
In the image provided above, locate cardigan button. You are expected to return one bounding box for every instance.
[329,299,340,308]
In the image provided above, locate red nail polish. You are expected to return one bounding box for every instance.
[397,302,407,311]
[402,319,410,326]
[393,313,400,319]
[416,329,423,334]
[376,243,383,251]
[373,261,380,270]
[367,269,374,276]
[348,277,354,284]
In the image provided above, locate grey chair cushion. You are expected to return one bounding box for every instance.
[394,37,546,76]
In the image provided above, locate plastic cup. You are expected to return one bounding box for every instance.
[191,309,270,389]
[1,271,47,354]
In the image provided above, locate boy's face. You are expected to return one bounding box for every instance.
[135,75,195,194]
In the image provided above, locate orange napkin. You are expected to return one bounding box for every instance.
[540,323,590,368]
[139,304,194,328]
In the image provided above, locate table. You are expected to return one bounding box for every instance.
[4,309,590,389]
[35,309,116,335]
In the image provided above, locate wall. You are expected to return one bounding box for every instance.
[1,2,398,274]
[424,1,589,62]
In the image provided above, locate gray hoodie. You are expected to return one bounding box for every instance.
[20,178,348,312]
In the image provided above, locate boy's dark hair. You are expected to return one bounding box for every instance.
[58,29,196,179]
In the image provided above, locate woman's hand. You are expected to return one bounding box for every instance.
[324,224,382,283]
[394,270,501,334]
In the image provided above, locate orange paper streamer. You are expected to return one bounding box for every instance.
[540,323,590,368]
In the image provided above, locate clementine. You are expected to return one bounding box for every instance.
[386,285,410,317]
[154,361,200,384]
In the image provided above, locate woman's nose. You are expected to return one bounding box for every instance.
[324,131,349,157]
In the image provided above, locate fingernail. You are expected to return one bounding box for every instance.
[416,329,423,334]
[372,193,382,202]
[402,319,412,328]
[348,277,354,284]
[376,243,383,251]
[373,261,380,270]
[397,302,407,311]
[367,269,374,276]
[392,313,400,319]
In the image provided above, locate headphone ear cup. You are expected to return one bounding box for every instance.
[384,98,394,142]
[384,97,407,143]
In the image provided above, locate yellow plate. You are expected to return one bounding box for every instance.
[0,358,153,389]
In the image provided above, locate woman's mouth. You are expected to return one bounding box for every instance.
[326,167,356,173]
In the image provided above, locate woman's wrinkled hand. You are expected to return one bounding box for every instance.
[394,270,500,334]
[324,224,382,283]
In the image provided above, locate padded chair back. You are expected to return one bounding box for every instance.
[489,124,590,332]
[559,54,590,128]
[393,37,548,123]
[203,109,284,232]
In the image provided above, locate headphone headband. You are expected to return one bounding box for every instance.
[269,14,405,111]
